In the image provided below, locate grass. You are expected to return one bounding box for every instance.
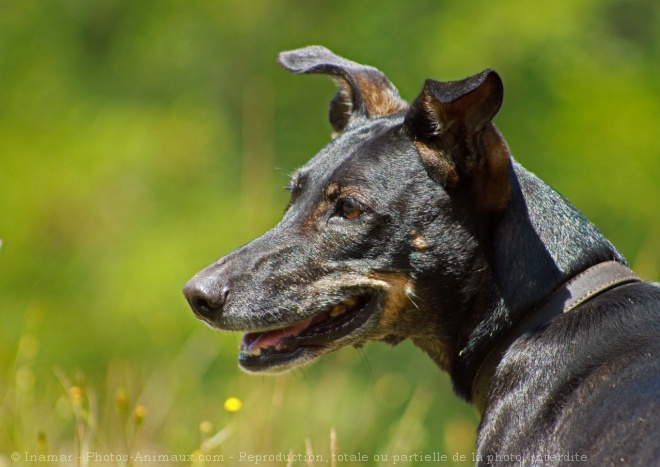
[0,323,479,467]
[0,325,476,466]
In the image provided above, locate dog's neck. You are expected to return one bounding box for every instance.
[448,160,626,401]
[471,260,639,413]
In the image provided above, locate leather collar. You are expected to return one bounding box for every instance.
[471,261,641,414]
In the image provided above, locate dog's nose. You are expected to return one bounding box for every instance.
[182,278,229,323]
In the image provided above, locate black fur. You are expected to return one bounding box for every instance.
[183,46,660,465]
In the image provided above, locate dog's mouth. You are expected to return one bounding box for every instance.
[238,293,376,372]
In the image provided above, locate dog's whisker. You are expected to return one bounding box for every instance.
[355,347,376,389]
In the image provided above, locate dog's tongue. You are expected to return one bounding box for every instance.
[241,317,314,351]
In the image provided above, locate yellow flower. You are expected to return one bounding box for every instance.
[199,420,213,433]
[223,397,242,413]
[134,405,147,425]
[116,388,129,414]
[69,386,84,404]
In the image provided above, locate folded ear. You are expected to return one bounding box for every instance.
[404,70,511,210]
[278,46,408,133]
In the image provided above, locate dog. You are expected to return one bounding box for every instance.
[183,46,660,464]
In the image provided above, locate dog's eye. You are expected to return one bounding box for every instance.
[338,197,363,220]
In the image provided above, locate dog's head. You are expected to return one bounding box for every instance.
[183,46,511,374]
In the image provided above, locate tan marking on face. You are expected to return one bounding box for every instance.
[304,200,331,230]
[368,272,451,368]
[412,336,452,371]
[303,182,341,229]
[367,272,414,331]
[325,182,341,199]
[310,275,389,297]
[312,272,414,335]
[412,234,429,251]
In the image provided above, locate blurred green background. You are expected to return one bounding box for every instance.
[1,0,658,465]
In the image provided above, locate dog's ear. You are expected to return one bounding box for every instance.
[405,70,511,210]
[278,46,408,133]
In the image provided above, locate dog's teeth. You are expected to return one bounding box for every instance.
[275,341,288,351]
[342,297,358,307]
[242,347,262,357]
[330,304,347,317]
